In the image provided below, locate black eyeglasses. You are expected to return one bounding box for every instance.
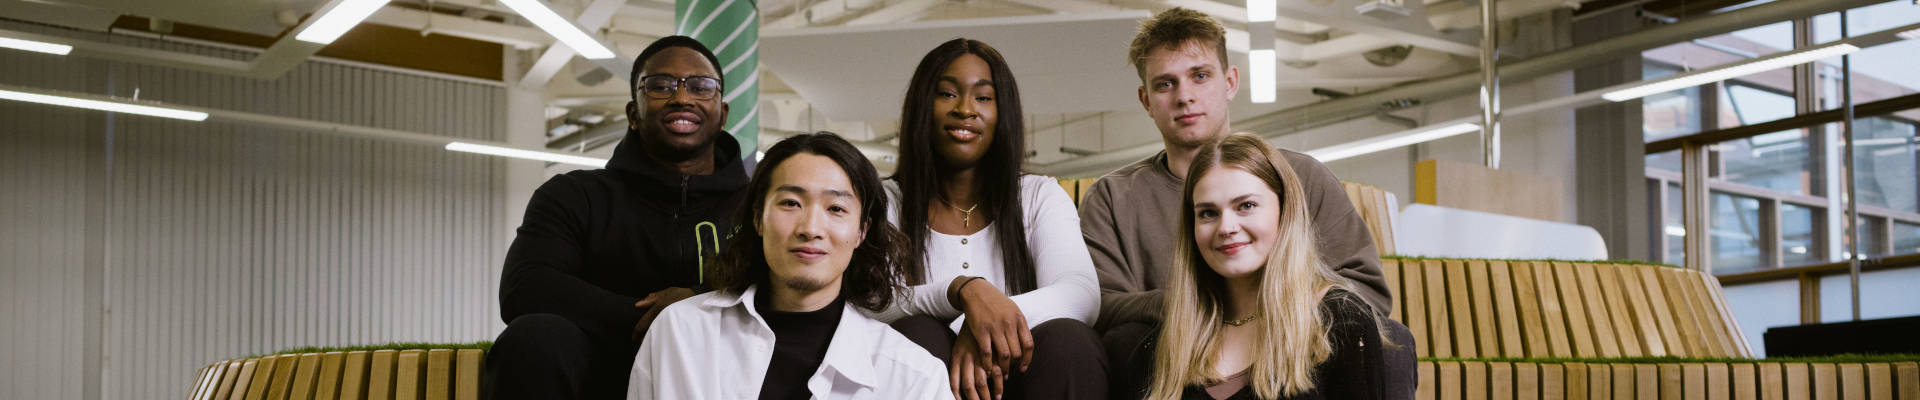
[635,74,723,101]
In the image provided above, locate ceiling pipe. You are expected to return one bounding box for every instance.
[1031,0,1884,177]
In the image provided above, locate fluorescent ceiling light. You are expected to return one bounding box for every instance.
[0,89,208,121]
[1900,29,1920,40]
[0,36,72,55]
[1602,43,1859,102]
[1248,0,1277,23]
[446,142,607,167]
[498,0,617,60]
[1307,122,1481,162]
[294,0,394,44]
[1249,49,1276,103]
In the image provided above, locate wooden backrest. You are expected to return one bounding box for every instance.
[1415,360,1920,400]
[1383,259,1754,359]
[189,349,484,400]
[1342,181,1398,256]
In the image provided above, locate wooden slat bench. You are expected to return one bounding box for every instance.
[1415,359,1920,400]
[1382,257,1754,360]
[187,348,484,400]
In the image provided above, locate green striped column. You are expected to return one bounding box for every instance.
[675,0,758,159]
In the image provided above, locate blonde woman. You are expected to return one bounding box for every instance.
[1136,133,1415,400]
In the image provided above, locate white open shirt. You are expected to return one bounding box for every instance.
[628,285,954,400]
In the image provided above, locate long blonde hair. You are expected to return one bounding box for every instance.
[1146,133,1361,399]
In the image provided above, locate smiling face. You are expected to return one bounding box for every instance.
[1137,41,1238,150]
[1190,167,1280,282]
[627,46,729,162]
[758,153,867,293]
[930,53,998,170]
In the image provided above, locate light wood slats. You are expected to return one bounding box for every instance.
[1520,363,1541,400]
[1574,263,1621,358]
[1511,261,1553,358]
[1472,362,1492,400]
[1445,362,1466,400]
[1404,259,1432,358]
[1615,264,1667,357]
[1734,363,1758,400]
[1469,260,1501,357]
[1386,258,1404,324]
[1447,260,1480,358]
[1425,260,1453,358]
[1420,362,1438,400]
[1552,262,1597,357]
[1490,261,1526,358]
[1567,362,1589,400]
[1686,364,1708,400]
[455,349,484,400]
[1545,364,1567,400]
[288,353,321,400]
[1636,365,1659,400]
[340,351,371,400]
[1638,267,1688,357]
[425,349,453,400]
[1595,263,1644,357]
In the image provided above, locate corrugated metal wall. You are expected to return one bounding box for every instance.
[0,20,509,398]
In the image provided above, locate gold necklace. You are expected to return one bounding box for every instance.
[1224,313,1259,326]
[941,198,981,229]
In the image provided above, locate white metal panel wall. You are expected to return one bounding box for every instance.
[0,20,509,398]
[0,40,95,400]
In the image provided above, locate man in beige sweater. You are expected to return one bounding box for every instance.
[1082,8,1393,335]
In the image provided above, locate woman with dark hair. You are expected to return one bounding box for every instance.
[628,132,952,400]
[871,38,1105,400]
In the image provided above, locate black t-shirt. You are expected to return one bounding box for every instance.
[755,294,845,400]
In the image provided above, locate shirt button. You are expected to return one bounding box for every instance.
[962,262,970,269]
[961,238,968,245]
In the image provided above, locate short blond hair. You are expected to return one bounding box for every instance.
[1127,7,1230,82]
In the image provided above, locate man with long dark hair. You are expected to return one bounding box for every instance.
[627,132,950,400]
[483,36,748,398]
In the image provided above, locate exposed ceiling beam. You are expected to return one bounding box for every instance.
[1429,0,1583,31]
[1158,0,1329,34]
[245,31,328,78]
[0,0,120,30]
[768,0,877,29]
[998,0,1310,56]
[0,27,253,75]
[1301,33,1405,61]
[1271,0,1480,56]
[517,0,631,90]
[362,6,551,49]
[843,0,944,25]
[1299,0,1582,61]
[1033,0,1883,177]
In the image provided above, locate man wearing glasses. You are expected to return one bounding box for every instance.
[484,36,751,399]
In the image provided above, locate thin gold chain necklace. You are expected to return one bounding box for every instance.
[1224,313,1260,326]
[940,198,981,229]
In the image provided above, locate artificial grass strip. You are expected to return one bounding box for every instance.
[1382,255,1684,270]
[1418,353,1920,364]
[251,341,493,358]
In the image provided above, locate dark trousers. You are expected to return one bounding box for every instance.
[482,313,635,400]
[890,316,1108,400]
[1101,319,1423,400]
[1101,321,1159,400]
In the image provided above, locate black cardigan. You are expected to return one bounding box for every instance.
[1117,289,1418,400]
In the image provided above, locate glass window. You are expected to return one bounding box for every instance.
[1813,3,1920,108]
[1781,203,1822,267]
[1851,117,1919,214]
[1644,21,1796,72]
[1666,183,1686,265]
[1709,82,1821,196]
[1648,149,1682,174]
[1713,192,1767,274]
[1712,128,1821,196]
[1895,222,1920,256]
[1645,63,1705,141]
[1856,216,1888,258]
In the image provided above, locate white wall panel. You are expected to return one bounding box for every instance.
[0,19,509,398]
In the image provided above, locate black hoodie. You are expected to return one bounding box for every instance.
[498,132,751,347]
